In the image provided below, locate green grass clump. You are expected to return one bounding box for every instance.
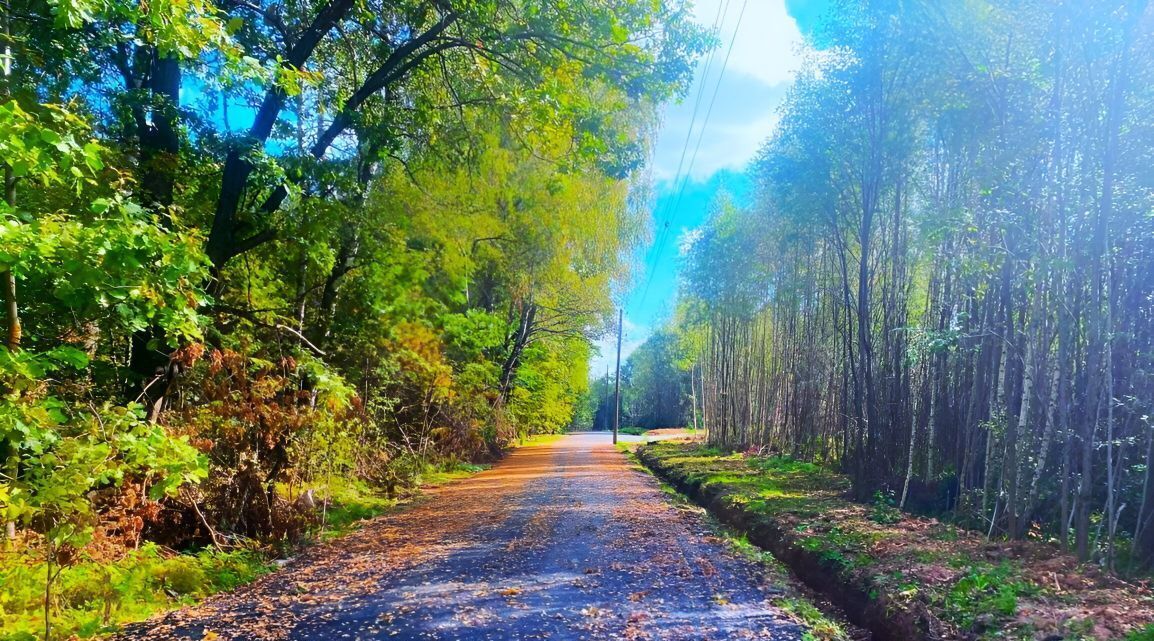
[778,598,849,641]
[797,526,872,574]
[318,460,488,536]
[940,562,1039,630]
[312,477,398,536]
[641,443,847,520]
[1126,624,1154,641]
[424,460,491,485]
[516,432,566,448]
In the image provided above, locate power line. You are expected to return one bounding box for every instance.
[639,0,750,305]
[641,0,731,295]
[664,0,750,243]
[657,0,730,221]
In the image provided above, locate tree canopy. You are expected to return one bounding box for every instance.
[0,0,707,635]
[621,0,1154,573]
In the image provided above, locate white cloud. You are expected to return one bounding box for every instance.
[694,0,803,87]
[585,2,805,377]
[651,0,803,182]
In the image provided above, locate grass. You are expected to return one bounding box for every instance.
[779,598,849,641]
[424,461,491,485]
[940,562,1039,631]
[632,446,853,641]
[653,443,848,523]
[637,441,1154,641]
[516,432,566,448]
[2,458,494,640]
[0,543,271,641]
[312,460,490,539]
[310,476,399,538]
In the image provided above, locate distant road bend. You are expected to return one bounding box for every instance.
[123,433,804,640]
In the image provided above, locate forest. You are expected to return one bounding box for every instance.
[614,0,1154,574]
[0,0,708,637]
[5,0,1154,638]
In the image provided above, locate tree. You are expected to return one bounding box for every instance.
[661,0,1154,570]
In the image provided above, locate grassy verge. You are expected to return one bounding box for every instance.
[637,441,1154,641]
[515,432,567,448]
[619,445,856,641]
[0,543,270,641]
[0,459,493,640]
[313,459,490,540]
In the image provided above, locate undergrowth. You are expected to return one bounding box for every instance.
[638,441,1154,641]
[1,459,492,640]
[0,543,270,641]
[632,446,853,641]
[778,598,848,641]
[939,562,1039,631]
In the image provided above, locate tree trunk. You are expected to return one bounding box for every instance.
[497,302,537,405]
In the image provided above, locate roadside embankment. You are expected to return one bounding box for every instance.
[637,441,1154,641]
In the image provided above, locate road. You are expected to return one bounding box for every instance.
[125,432,803,640]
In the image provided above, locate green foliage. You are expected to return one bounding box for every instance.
[1,401,206,544]
[633,0,1154,578]
[1,200,209,344]
[868,490,902,525]
[0,543,270,640]
[941,563,1039,631]
[619,331,688,429]
[778,598,848,641]
[1,0,707,635]
[1126,625,1154,641]
[0,91,210,548]
[0,102,104,192]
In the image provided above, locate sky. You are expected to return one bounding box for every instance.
[588,0,828,378]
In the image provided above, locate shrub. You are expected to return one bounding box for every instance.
[869,490,902,525]
[154,558,207,596]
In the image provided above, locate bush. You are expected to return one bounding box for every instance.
[153,557,208,596]
[942,563,1038,629]
[0,543,271,640]
[868,490,902,524]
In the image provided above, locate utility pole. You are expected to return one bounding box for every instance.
[613,308,622,445]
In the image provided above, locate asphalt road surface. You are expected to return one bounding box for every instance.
[122,432,804,641]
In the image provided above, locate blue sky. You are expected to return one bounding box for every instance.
[589,0,828,376]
